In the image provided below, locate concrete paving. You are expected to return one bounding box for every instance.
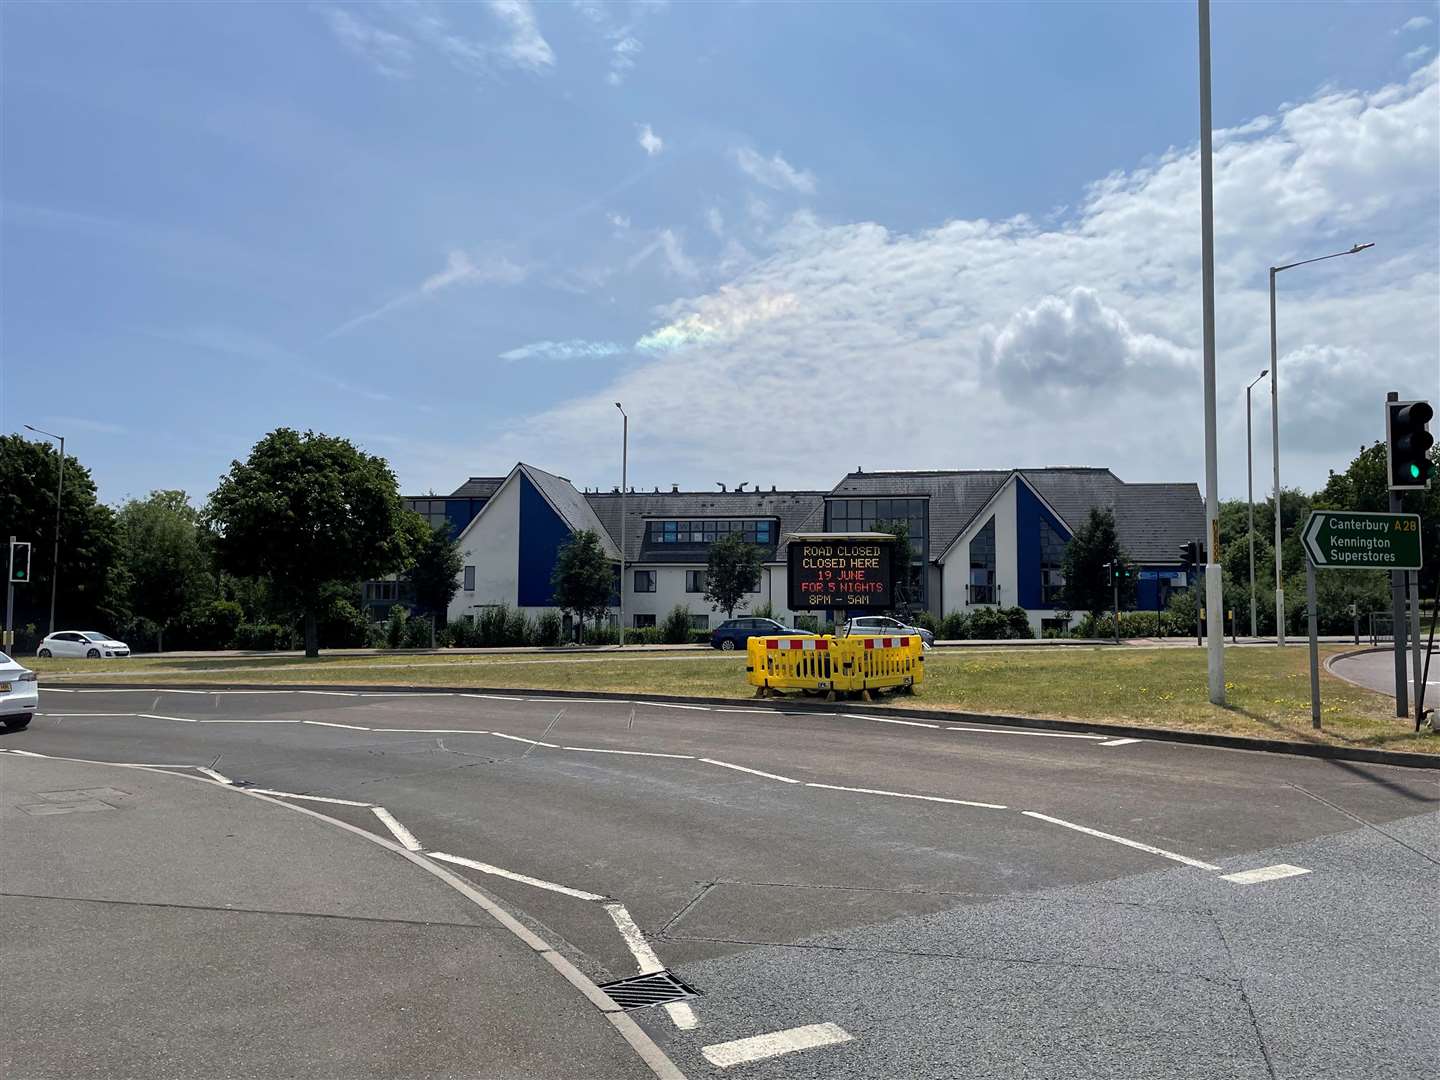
[5,686,1438,1078]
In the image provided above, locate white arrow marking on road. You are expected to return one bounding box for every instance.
[1304,513,1328,566]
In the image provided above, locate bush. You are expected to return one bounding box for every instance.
[661,605,692,644]
[384,605,408,649]
[533,610,564,647]
[235,622,293,650]
[402,616,434,649]
[1004,606,1034,639]
[625,627,664,645]
[751,602,776,620]
[584,623,620,645]
[505,608,531,646]
[446,618,475,647]
[688,629,712,644]
[179,599,244,649]
[939,611,969,639]
[319,598,370,649]
[966,607,1008,639]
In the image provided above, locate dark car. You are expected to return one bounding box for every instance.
[711,617,803,651]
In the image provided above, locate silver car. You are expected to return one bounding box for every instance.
[841,615,935,649]
[0,651,39,730]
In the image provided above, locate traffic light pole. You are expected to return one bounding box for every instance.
[1112,573,1120,645]
[1387,393,1410,718]
[5,536,14,651]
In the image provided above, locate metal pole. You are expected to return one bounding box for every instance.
[1409,571,1423,726]
[1247,380,1257,638]
[1112,568,1120,644]
[49,436,64,635]
[5,536,14,648]
[1270,268,1284,646]
[618,406,627,646]
[1197,0,1225,703]
[1306,560,1320,729]
[1387,397,1409,717]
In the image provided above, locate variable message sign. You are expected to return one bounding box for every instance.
[1301,511,1423,570]
[788,537,894,610]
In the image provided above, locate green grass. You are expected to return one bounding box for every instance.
[31,645,1437,755]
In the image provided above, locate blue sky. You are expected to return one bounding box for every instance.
[2,1,1437,505]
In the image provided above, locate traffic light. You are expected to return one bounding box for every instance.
[1178,541,1206,583]
[8,540,30,583]
[1386,398,1433,490]
[1104,561,1114,587]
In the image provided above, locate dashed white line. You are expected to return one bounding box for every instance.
[699,758,801,784]
[0,749,46,756]
[603,902,664,973]
[562,746,696,759]
[947,727,1107,740]
[664,1001,699,1030]
[137,713,198,723]
[426,852,608,901]
[1022,810,1221,870]
[244,789,374,807]
[701,1023,854,1069]
[37,712,139,718]
[1221,863,1311,885]
[645,702,711,711]
[370,728,493,734]
[489,732,560,748]
[806,782,1006,810]
[199,719,300,725]
[301,720,372,730]
[196,766,232,784]
[298,690,361,697]
[459,693,526,701]
[1099,737,1141,747]
[850,715,942,728]
[372,807,422,851]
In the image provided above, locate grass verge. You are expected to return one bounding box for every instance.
[31,645,1436,756]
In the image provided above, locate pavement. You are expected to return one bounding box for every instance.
[3,685,1437,1078]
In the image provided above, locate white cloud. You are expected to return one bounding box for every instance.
[626,228,697,279]
[734,146,816,194]
[488,0,555,71]
[442,60,1438,497]
[705,207,725,238]
[1405,44,1433,66]
[607,212,631,235]
[500,339,626,362]
[327,250,527,338]
[636,123,663,156]
[572,0,665,85]
[324,7,413,78]
[1398,15,1433,32]
[607,35,642,86]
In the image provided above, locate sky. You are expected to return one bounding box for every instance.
[2,1,1437,508]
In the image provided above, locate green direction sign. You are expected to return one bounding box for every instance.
[1301,511,1423,570]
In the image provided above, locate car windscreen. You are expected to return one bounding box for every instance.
[81,632,109,641]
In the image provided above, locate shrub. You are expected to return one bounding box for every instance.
[402,616,434,649]
[384,605,408,649]
[1003,606,1034,639]
[660,605,691,645]
[909,610,940,633]
[319,598,370,649]
[966,607,1008,639]
[751,602,776,620]
[688,629,712,644]
[939,611,969,639]
[625,627,664,645]
[446,618,475,647]
[235,623,292,650]
[505,608,531,646]
[585,623,620,645]
[533,610,564,647]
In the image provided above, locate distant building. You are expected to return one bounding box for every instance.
[442,463,1203,634]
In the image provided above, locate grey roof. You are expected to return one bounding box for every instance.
[587,489,827,563]
[519,464,622,559]
[449,476,506,499]
[1112,483,1206,563]
[825,469,1010,558]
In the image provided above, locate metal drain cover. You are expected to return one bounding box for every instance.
[598,970,698,1011]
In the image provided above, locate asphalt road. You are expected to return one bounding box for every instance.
[1330,645,1440,701]
[3,686,1437,1079]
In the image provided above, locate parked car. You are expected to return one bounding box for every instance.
[840,615,935,649]
[0,651,39,730]
[36,631,131,659]
[711,617,807,651]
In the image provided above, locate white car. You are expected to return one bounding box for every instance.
[841,615,935,649]
[0,651,38,730]
[37,630,131,660]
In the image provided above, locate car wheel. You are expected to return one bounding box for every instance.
[87,648,101,659]
[3,715,31,731]
[37,648,52,658]
[720,638,737,651]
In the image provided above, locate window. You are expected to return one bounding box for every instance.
[685,570,707,592]
[463,565,476,591]
[969,516,996,604]
[1040,520,1067,606]
[646,519,776,546]
[634,570,656,593]
[366,581,397,603]
[823,496,929,604]
[689,614,709,630]
[633,613,656,628]
[404,498,450,532]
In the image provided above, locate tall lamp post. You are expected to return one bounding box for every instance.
[23,424,65,635]
[1268,241,1373,645]
[614,403,627,647]
[1245,370,1268,638]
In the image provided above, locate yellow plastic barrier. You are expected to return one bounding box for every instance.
[746,634,924,698]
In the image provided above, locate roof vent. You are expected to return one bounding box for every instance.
[654,486,660,493]
[736,482,747,492]
[717,482,727,492]
[671,484,680,493]
[771,485,777,492]
[612,486,620,493]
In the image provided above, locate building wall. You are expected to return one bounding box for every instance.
[941,481,1019,615]
[450,477,521,621]
[622,563,796,628]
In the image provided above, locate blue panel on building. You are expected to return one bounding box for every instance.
[517,475,573,607]
[443,498,486,540]
[1014,482,1071,610]
[1135,567,1183,611]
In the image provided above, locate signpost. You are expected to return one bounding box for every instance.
[787,535,895,613]
[1300,511,1424,729]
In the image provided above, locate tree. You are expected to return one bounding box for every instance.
[1320,441,1440,598]
[549,529,614,642]
[704,532,763,618]
[116,490,214,651]
[406,519,464,617]
[0,434,123,633]
[1060,507,1136,619]
[874,519,920,618]
[205,429,421,657]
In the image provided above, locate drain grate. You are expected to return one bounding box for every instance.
[598,970,699,1011]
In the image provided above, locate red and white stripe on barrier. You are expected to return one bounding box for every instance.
[766,638,828,651]
[862,636,912,649]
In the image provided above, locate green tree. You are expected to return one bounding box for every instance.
[874,519,921,617]
[1319,441,1440,598]
[549,529,614,642]
[704,532,763,618]
[205,429,421,657]
[0,434,123,632]
[1060,507,1136,619]
[115,490,214,651]
[406,519,464,617]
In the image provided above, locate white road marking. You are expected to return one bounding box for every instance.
[358,692,453,698]
[489,732,560,748]
[1099,737,1141,747]
[427,851,608,901]
[244,789,373,806]
[301,720,372,730]
[851,715,942,728]
[562,746,696,759]
[1,749,47,756]
[199,719,300,724]
[137,713,198,723]
[645,702,710,711]
[700,758,800,784]
[1221,863,1312,885]
[664,1001,699,1030]
[603,902,664,973]
[947,726,1107,740]
[460,693,526,701]
[806,782,1006,810]
[372,806,422,851]
[196,767,232,784]
[209,690,291,695]
[701,1023,854,1069]
[298,690,361,697]
[1022,810,1221,870]
[370,727,494,734]
[39,687,77,692]
[37,712,139,717]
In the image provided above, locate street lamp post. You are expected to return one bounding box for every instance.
[23,424,65,635]
[1245,370,1268,638]
[614,403,627,647]
[1267,242,1373,645]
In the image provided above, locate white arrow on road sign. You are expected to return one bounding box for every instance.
[1304,514,1328,566]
